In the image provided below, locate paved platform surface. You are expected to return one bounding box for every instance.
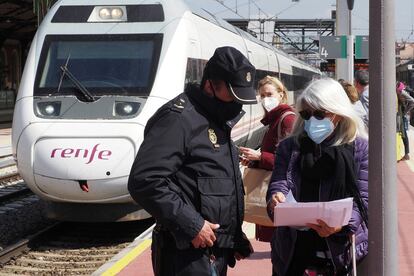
[116,137,414,276]
[398,161,414,275]
[117,231,272,276]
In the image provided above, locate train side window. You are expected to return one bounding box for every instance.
[185,58,206,85]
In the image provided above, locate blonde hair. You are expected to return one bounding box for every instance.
[339,80,359,103]
[291,78,368,145]
[257,76,288,104]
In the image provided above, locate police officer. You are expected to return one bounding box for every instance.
[128,46,257,276]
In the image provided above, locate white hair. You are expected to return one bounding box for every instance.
[291,78,368,145]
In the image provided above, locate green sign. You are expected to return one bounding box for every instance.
[319,36,347,59]
[355,35,369,59]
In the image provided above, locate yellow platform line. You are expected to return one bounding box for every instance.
[102,239,152,276]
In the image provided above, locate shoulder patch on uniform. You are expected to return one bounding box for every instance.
[170,97,187,113]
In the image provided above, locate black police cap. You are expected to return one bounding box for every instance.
[205,46,257,104]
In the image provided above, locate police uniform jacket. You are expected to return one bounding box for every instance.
[128,84,245,250]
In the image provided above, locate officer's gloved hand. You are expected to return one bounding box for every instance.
[228,232,254,267]
[235,232,254,258]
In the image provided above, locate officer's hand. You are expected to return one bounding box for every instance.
[191,220,220,249]
[233,232,254,260]
[267,192,285,214]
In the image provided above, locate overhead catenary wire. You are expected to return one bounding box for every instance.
[212,0,302,44]
[213,0,268,18]
[212,0,266,36]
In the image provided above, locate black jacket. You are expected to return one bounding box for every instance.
[128,84,245,250]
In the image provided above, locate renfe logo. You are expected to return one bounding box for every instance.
[50,144,112,164]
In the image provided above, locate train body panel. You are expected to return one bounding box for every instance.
[12,0,320,221]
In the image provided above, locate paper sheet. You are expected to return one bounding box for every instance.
[273,196,354,227]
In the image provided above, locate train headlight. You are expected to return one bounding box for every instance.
[99,8,111,20]
[111,8,124,19]
[114,101,140,117]
[37,102,61,117]
[44,105,55,115]
[89,6,127,22]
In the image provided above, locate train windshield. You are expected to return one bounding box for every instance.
[35,34,162,97]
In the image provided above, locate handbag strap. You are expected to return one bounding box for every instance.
[277,111,295,141]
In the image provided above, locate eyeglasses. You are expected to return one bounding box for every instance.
[299,109,328,120]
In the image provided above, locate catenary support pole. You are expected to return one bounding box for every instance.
[368,0,398,275]
[347,7,354,84]
[336,0,350,80]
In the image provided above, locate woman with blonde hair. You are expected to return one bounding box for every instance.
[267,78,368,275]
[239,75,295,242]
[339,79,368,128]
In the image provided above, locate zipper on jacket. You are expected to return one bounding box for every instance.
[316,143,337,272]
[324,237,337,272]
[227,131,242,229]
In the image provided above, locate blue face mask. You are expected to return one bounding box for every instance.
[304,116,335,144]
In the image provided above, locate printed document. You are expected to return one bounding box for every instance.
[274,196,354,227]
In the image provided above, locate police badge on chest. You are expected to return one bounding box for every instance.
[208,128,220,148]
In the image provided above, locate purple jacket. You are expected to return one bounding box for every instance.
[266,136,368,275]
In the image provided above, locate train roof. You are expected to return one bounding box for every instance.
[185,0,320,73]
[51,0,320,73]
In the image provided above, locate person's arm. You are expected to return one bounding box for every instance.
[360,89,369,112]
[401,90,414,113]
[347,138,369,234]
[127,110,204,248]
[259,113,296,170]
[265,138,293,219]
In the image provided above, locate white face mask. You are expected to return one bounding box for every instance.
[262,96,280,112]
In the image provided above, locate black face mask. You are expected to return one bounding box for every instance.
[210,81,243,123]
[213,98,243,123]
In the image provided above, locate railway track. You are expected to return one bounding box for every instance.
[0,182,32,205]
[0,154,30,205]
[0,154,18,182]
[0,219,154,275]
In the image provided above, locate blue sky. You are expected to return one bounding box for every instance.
[192,0,414,42]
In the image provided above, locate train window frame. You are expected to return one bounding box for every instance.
[34,34,163,98]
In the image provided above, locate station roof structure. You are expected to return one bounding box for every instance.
[273,19,335,55]
[225,18,335,58]
[0,0,38,43]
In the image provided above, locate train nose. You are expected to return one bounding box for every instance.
[32,137,137,201]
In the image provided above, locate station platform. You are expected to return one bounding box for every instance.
[2,126,414,275]
[100,131,414,276]
[0,127,11,156]
[98,161,414,276]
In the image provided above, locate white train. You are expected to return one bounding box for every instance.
[12,0,320,221]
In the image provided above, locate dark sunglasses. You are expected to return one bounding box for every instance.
[299,110,328,120]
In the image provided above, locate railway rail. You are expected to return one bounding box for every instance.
[0,154,18,181]
[0,219,154,275]
[0,153,30,205]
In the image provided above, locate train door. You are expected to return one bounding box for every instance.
[241,39,269,150]
[184,18,203,85]
[266,48,280,79]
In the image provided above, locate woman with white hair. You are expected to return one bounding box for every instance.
[266,78,368,276]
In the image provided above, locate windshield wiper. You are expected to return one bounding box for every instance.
[59,64,95,102]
